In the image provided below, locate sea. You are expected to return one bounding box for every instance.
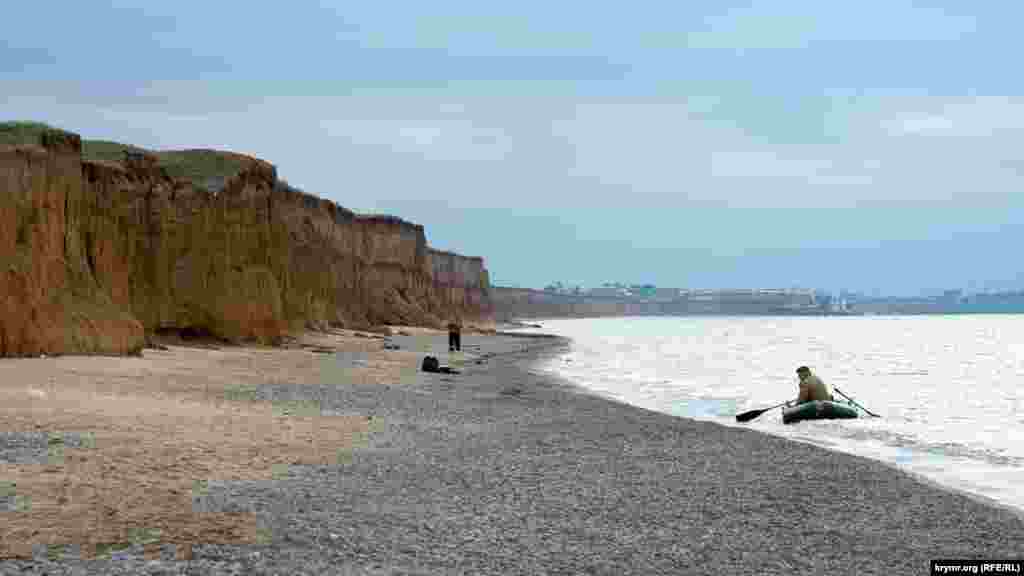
[509,315,1024,514]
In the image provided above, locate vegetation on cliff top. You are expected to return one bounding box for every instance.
[78,139,148,163]
[1,121,254,189]
[0,121,76,147]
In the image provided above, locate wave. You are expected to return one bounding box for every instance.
[823,424,1024,468]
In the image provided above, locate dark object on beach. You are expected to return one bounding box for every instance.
[782,399,859,424]
[422,356,440,373]
[735,401,790,423]
[421,355,460,374]
[383,343,400,350]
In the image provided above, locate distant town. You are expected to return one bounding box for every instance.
[521,282,1024,316]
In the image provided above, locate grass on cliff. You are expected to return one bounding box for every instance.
[81,139,149,163]
[84,142,252,190]
[153,150,253,191]
[0,121,75,147]
[2,121,253,189]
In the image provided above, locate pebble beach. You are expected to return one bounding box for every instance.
[2,328,1022,575]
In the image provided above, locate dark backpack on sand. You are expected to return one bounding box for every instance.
[421,356,440,373]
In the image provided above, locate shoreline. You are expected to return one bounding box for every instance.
[529,331,1024,520]
[507,319,1024,521]
[743,418,1024,523]
[2,328,1022,574]
[478,332,1024,572]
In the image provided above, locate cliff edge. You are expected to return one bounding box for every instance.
[0,123,492,357]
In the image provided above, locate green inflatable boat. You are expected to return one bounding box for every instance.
[782,399,859,424]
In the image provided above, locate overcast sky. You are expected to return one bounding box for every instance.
[3,1,1023,295]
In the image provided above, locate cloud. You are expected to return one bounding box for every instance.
[884,96,1024,137]
[547,96,1024,209]
[686,0,978,50]
[894,115,956,136]
[7,84,1023,215]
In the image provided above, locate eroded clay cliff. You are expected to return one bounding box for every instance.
[0,128,491,356]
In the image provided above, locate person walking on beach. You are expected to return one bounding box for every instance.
[448,316,462,352]
[794,366,832,404]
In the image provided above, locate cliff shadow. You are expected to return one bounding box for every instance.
[150,326,232,350]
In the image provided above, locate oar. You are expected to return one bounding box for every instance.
[735,401,790,423]
[833,386,881,418]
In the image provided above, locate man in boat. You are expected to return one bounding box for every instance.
[794,366,833,404]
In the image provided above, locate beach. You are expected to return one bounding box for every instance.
[2,328,1022,575]
[517,315,1024,514]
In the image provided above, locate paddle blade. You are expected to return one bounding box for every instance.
[735,408,769,423]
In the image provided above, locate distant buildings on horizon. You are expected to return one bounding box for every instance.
[539,282,1022,299]
[534,281,1024,315]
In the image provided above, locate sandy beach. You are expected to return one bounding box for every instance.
[0,330,394,561]
[2,328,1023,575]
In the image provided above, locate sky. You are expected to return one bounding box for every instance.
[3,1,1023,296]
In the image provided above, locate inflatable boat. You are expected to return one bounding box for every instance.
[782,399,859,424]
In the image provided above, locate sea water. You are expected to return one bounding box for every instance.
[512,315,1024,513]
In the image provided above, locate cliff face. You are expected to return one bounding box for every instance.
[0,128,491,356]
[0,133,144,357]
[429,249,491,319]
